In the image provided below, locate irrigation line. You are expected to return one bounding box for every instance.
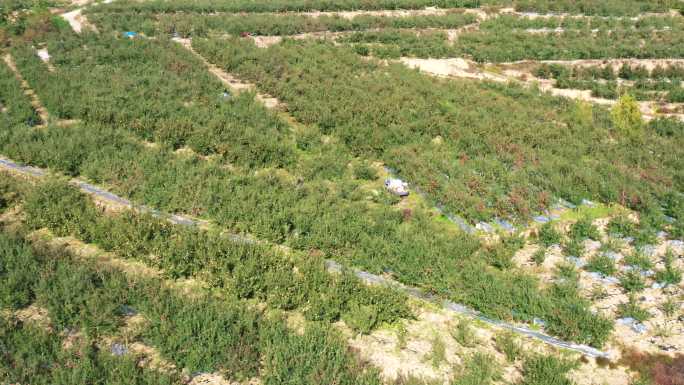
[0,155,610,358]
[383,166,580,236]
[325,259,609,358]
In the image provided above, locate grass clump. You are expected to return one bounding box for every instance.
[538,223,562,247]
[520,355,578,385]
[655,250,682,285]
[494,331,522,362]
[585,254,617,276]
[660,298,680,319]
[452,319,477,348]
[562,238,585,258]
[451,319,477,348]
[623,252,654,271]
[452,353,501,385]
[569,217,600,241]
[352,161,378,181]
[427,334,447,368]
[617,295,651,322]
[606,215,637,237]
[532,247,546,266]
[619,270,646,293]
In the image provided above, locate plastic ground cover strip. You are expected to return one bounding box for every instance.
[0,156,609,358]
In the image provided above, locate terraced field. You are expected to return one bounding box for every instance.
[1,0,684,384]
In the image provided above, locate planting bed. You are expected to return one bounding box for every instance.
[87,9,479,38]
[0,215,384,384]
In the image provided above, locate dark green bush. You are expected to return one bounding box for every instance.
[0,317,177,385]
[569,218,600,241]
[353,162,378,180]
[650,117,684,138]
[0,232,40,309]
[538,223,561,247]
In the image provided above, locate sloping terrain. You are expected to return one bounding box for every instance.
[1,1,683,384]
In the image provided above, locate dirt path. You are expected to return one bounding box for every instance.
[59,0,116,33]
[61,9,97,33]
[498,58,684,72]
[203,7,472,19]
[248,27,464,47]
[502,8,680,20]
[247,20,483,47]
[399,57,684,121]
[3,54,50,125]
[172,37,280,109]
[153,6,673,20]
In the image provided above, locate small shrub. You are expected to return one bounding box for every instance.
[353,162,377,180]
[660,298,680,319]
[585,254,617,276]
[494,332,521,362]
[341,302,378,334]
[481,239,521,270]
[532,247,546,266]
[538,223,561,247]
[666,87,684,103]
[556,263,580,284]
[649,117,684,138]
[0,234,42,310]
[633,227,659,249]
[520,355,578,385]
[607,215,637,237]
[563,238,585,258]
[611,94,643,136]
[354,45,370,56]
[620,349,684,385]
[619,270,646,293]
[624,252,654,271]
[570,218,600,241]
[452,353,501,385]
[533,64,552,79]
[571,100,593,127]
[617,295,650,322]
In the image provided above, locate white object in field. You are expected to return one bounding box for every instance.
[36,49,50,63]
[385,178,409,197]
